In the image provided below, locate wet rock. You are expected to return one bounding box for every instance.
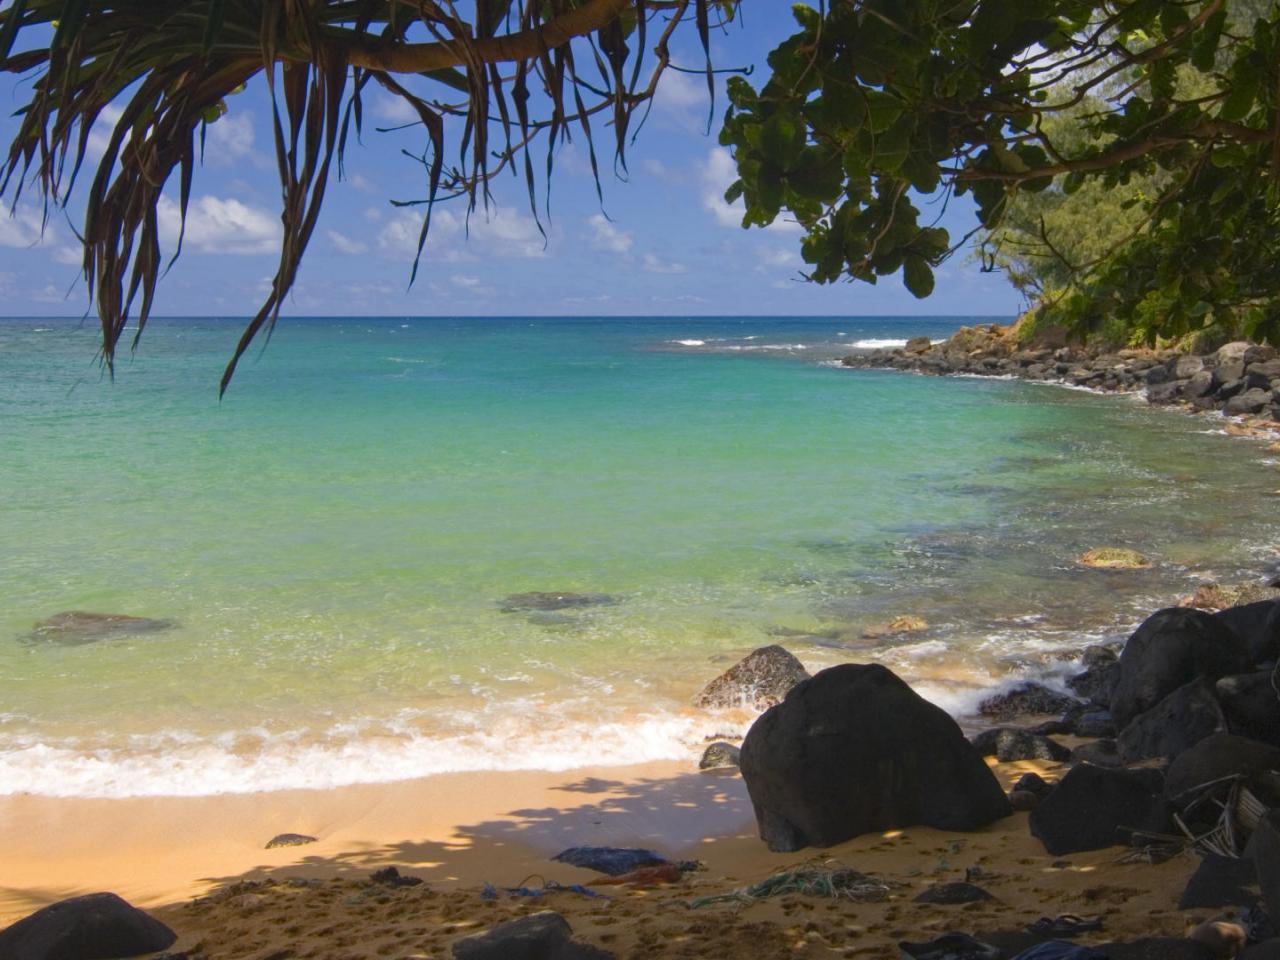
[452,911,613,960]
[1164,733,1280,798]
[1110,608,1250,729]
[912,881,993,904]
[265,833,317,849]
[0,892,177,960]
[978,682,1080,721]
[1214,599,1280,664]
[860,615,929,639]
[698,741,741,771]
[25,611,175,645]
[1078,547,1151,569]
[1083,644,1120,667]
[499,592,618,613]
[1068,662,1120,708]
[739,664,1010,852]
[1179,855,1261,909]
[1216,672,1280,747]
[1028,764,1169,855]
[696,645,810,710]
[971,728,1071,763]
[1073,710,1117,738]
[1117,679,1227,762]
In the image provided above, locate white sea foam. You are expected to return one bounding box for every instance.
[0,711,751,799]
[850,338,909,349]
[672,339,705,346]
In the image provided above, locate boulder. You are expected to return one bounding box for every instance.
[1215,599,1280,664]
[698,741,741,770]
[739,664,1011,852]
[1083,644,1120,667]
[1073,710,1117,738]
[904,336,933,354]
[1071,738,1124,767]
[25,611,175,645]
[1184,370,1218,398]
[1012,772,1053,797]
[1226,389,1273,415]
[0,892,177,960]
[1164,734,1280,798]
[1117,679,1227,763]
[1176,355,1207,379]
[1078,547,1151,569]
[1255,811,1280,932]
[1028,764,1170,855]
[1216,671,1280,747]
[1110,608,1250,728]
[1217,378,1247,401]
[1217,342,1255,364]
[452,912,613,960]
[1249,358,1280,380]
[1178,854,1261,909]
[1068,662,1120,707]
[1148,381,1182,403]
[978,682,1080,721]
[1242,940,1280,960]
[696,645,810,710]
[971,728,1071,763]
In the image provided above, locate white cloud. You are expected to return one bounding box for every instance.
[378,205,546,263]
[373,93,421,125]
[655,69,709,111]
[451,274,493,295]
[54,245,82,266]
[203,112,255,162]
[327,229,368,255]
[157,194,280,255]
[756,246,800,270]
[0,207,48,248]
[642,252,686,274]
[588,214,632,254]
[86,104,125,159]
[702,147,802,234]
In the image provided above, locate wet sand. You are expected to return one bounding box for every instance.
[0,757,1209,958]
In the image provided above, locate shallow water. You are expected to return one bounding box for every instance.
[2,316,1277,797]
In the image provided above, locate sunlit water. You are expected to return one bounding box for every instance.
[2,316,1277,797]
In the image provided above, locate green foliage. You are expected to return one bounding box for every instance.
[723,0,1280,344]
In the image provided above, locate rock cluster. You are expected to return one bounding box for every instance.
[841,326,1280,424]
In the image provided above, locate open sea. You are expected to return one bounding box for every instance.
[2,315,1278,798]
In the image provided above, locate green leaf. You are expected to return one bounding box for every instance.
[903,256,935,298]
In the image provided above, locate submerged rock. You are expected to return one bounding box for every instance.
[498,592,618,613]
[25,611,175,645]
[1029,764,1169,855]
[739,663,1011,852]
[860,615,929,639]
[695,645,810,710]
[0,892,177,960]
[978,682,1080,721]
[1110,608,1250,728]
[1078,548,1151,570]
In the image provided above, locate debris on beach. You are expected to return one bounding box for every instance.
[688,860,892,908]
[551,846,669,875]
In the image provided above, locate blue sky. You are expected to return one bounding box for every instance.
[0,6,1022,319]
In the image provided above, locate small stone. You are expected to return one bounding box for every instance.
[698,741,741,770]
[861,615,930,639]
[265,833,318,849]
[1078,548,1151,570]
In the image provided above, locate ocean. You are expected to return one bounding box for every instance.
[2,315,1277,798]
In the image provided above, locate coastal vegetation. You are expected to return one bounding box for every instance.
[3,0,1280,388]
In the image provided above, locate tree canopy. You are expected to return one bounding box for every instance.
[722,0,1280,347]
[2,0,1279,390]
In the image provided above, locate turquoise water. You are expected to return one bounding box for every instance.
[2,316,1278,796]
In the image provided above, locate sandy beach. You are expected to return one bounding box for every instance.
[0,755,1208,958]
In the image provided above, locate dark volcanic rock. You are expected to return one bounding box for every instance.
[0,892,177,960]
[1068,662,1120,708]
[1028,764,1169,855]
[1012,772,1053,797]
[1226,388,1273,415]
[978,682,1080,721]
[696,645,810,710]
[1097,938,1215,960]
[971,728,1071,762]
[499,592,617,613]
[1256,810,1280,921]
[1217,671,1280,746]
[1071,738,1124,767]
[1110,608,1250,728]
[912,881,993,904]
[25,611,175,645]
[1179,853,1262,909]
[1117,679,1227,762]
[1215,599,1280,664]
[1073,710,1118,738]
[452,911,613,960]
[698,741,741,770]
[1242,940,1280,960]
[739,664,1011,852]
[1164,733,1280,798]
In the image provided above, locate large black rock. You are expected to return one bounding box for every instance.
[739,663,1011,853]
[1178,853,1261,909]
[1256,811,1280,924]
[0,892,177,960]
[452,911,613,960]
[1110,608,1250,728]
[1215,600,1280,664]
[1164,733,1280,798]
[1028,763,1170,855]
[1217,671,1280,747]
[1116,679,1227,763]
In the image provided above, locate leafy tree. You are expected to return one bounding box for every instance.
[722,0,1280,346]
[0,0,730,390]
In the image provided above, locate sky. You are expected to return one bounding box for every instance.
[0,6,1023,319]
